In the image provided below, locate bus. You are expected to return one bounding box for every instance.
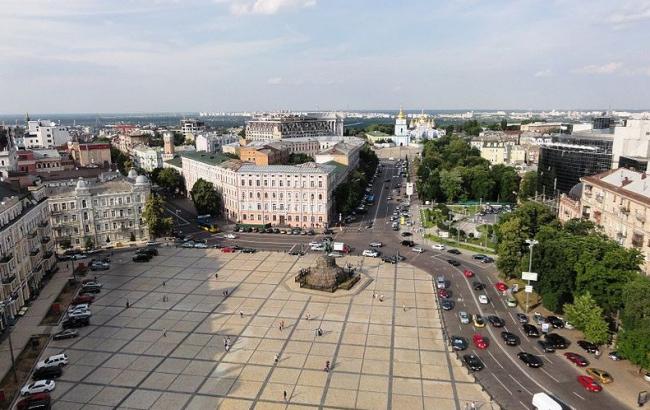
[196,215,219,233]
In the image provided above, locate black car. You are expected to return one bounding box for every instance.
[544,333,569,349]
[537,340,556,353]
[136,248,158,257]
[288,250,305,256]
[546,316,565,329]
[518,352,543,368]
[577,340,599,354]
[472,281,485,291]
[463,354,485,372]
[487,315,505,328]
[522,324,540,338]
[133,253,152,262]
[447,249,461,255]
[382,256,397,264]
[516,313,529,324]
[440,299,455,311]
[501,331,520,346]
[62,317,89,329]
[400,240,414,247]
[32,366,62,381]
[241,248,257,253]
[451,336,468,351]
[447,259,461,267]
[400,232,412,237]
[52,329,79,340]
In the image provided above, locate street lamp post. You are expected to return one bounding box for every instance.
[525,239,538,314]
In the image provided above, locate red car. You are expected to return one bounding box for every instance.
[463,269,474,278]
[438,289,450,299]
[17,392,50,410]
[577,375,602,392]
[564,352,589,367]
[72,295,95,304]
[221,247,236,253]
[472,333,489,349]
[494,282,508,292]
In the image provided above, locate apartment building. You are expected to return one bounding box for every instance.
[245,113,344,141]
[131,144,163,172]
[47,170,151,249]
[180,119,206,140]
[23,120,71,148]
[579,168,650,274]
[0,185,56,331]
[67,142,112,168]
[195,133,238,153]
[239,145,289,165]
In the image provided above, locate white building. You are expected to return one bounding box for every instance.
[23,120,71,148]
[47,170,151,249]
[392,109,411,147]
[612,119,650,170]
[0,184,56,331]
[180,119,206,141]
[131,144,163,172]
[195,132,239,153]
[245,113,344,141]
[408,112,444,141]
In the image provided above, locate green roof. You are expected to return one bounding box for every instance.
[366,131,390,137]
[164,157,183,168]
[179,151,230,166]
[324,160,347,175]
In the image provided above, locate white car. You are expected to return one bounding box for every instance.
[412,247,424,253]
[431,244,445,250]
[36,353,68,370]
[67,304,89,312]
[309,241,322,247]
[362,249,379,257]
[310,244,325,251]
[369,242,383,248]
[459,311,470,324]
[193,242,208,249]
[68,309,91,319]
[21,380,55,396]
[224,233,237,239]
[478,295,489,304]
[328,251,343,258]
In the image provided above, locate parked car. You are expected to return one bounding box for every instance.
[440,299,455,311]
[81,281,102,289]
[577,340,599,354]
[506,297,518,307]
[564,352,589,367]
[516,313,529,324]
[472,334,489,349]
[362,249,380,257]
[544,333,569,349]
[224,233,237,239]
[451,336,468,351]
[437,289,450,299]
[400,240,414,247]
[487,315,505,328]
[586,368,613,384]
[412,246,424,253]
[67,303,89,313]
[472,282,485,291]
[21,380,55,396]
[36,354,68,370]
[518,352,543,368]
[16,392,50,410]
[53,329,79,340]
[181,241,195,248]
[473,314,485,328]
[494,282,508,292]
[546,316,565,328]
[221,247,236,253]
[463,354,485,371]
[381,256,397,264]
[369,242,383,248]
[328,252,343,258]
[431,243,445,250]
[193,242,208,249]
[478,295,489,304]
[62,317,89,329]
[459,311,470,325]
[32,366,62,380]
[577,375,602,392]
[537,340,556,353]
[67,309,91,319]
[608,351,624,361]
[522,324,540,338]
[288,250,305,256]
[446,249,461,255]
[400,232,412,237]
[241,248,256,253]
[133,253,152,262]
[501,331,520,346]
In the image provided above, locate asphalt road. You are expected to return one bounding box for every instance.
[171,159,626,410]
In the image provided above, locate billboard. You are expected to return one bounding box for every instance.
[406,182,414,196]
[522,271,538,281]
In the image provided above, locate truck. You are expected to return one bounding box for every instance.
[531,393,562,410]
[332,242,351,253]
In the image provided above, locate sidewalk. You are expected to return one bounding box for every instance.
[0,262,69,383]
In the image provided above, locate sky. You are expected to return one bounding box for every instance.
[1,0,650,113]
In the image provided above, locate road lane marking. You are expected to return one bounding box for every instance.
[488,350,504,369]
[519,400,531,410]
[492,373,513,395]
[572,392,585,400]
[541,368,560,383]
[509,374,533,395]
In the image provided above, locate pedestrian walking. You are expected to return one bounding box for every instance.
[126,300,130,308]
[215,273,218,279]
[283,390,287,401]
[324,360,330,372]
[225,343,230,352]
[379,294,384,302]
[162,281,166,287]
[403,304,407,312]
[372,292,376,299]
[240,311,244,318]
[305,313,311,321]
[274,353,279,364]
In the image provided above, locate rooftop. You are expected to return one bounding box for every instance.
[583,168,650,204]
[179,151,230,166]
[238,162,336,174]
[164,157,183,168]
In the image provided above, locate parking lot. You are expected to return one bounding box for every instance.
[33,247,492,409]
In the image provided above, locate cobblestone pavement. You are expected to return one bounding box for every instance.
[39,247,494,409]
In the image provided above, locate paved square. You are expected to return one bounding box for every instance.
[42,247,489,409]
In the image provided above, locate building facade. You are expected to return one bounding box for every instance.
[245,113,344,141]
[612,119,650,170]
[239,145,289,165]
[67,142,112,168]
[0,185,56,332]
[580,168,650,275]
[48,171,151,249]
[195,133,238,153]
[180,119,206,141]
[131,145,163,172]
[23,120,71,148]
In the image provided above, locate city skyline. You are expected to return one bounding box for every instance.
[2,0,650,113]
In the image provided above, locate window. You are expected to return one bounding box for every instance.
[318,194,322,200]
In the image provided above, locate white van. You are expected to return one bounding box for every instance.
[436,275,446,289]
[531,392,562,410]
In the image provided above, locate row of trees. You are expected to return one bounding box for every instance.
[333,145,378,215]
[494,202,650,368]
[150,168,186,195]
[416,135,520,203]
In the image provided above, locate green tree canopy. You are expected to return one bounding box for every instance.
[142,195,173,238]
[564,293,609,344]
[617,328,650,370]
[153,168,185,194]
[519,171,538,200]
[190,179,222,216]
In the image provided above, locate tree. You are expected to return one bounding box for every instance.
[519,171,538,200]
[142,195,173,238]
[130,232,136,242]
[500,118,508,131]
[617,327,650,370]
[495,217,525,278]
[84,237,94,250]
[111,147,132,175]
[491,164,520,203]
[621,276,650,329]
[59,238,72,249]
[440,168,463,202]
[564,293,609,344]
[190,179,222,216]
[155,168,185,194]
[287,153,314,165]
[173,131,185,146]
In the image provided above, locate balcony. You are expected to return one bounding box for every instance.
[0,253,14,264]
[41,236,51,245]
[595,194,604,203]
[632,234,644,248]
[636,212,646,223]
[38,220,49,228]
[43,251,54,259]
[1,274,15,285]
[29,248,40,257]
[28,230,38,239]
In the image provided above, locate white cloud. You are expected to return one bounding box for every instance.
[571,62,623,75]
[229,0,316,15]
[608,6,650,26]
[267,77,283,84]
[534,69,552,78]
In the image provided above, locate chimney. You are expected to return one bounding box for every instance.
[622,176,632,187]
